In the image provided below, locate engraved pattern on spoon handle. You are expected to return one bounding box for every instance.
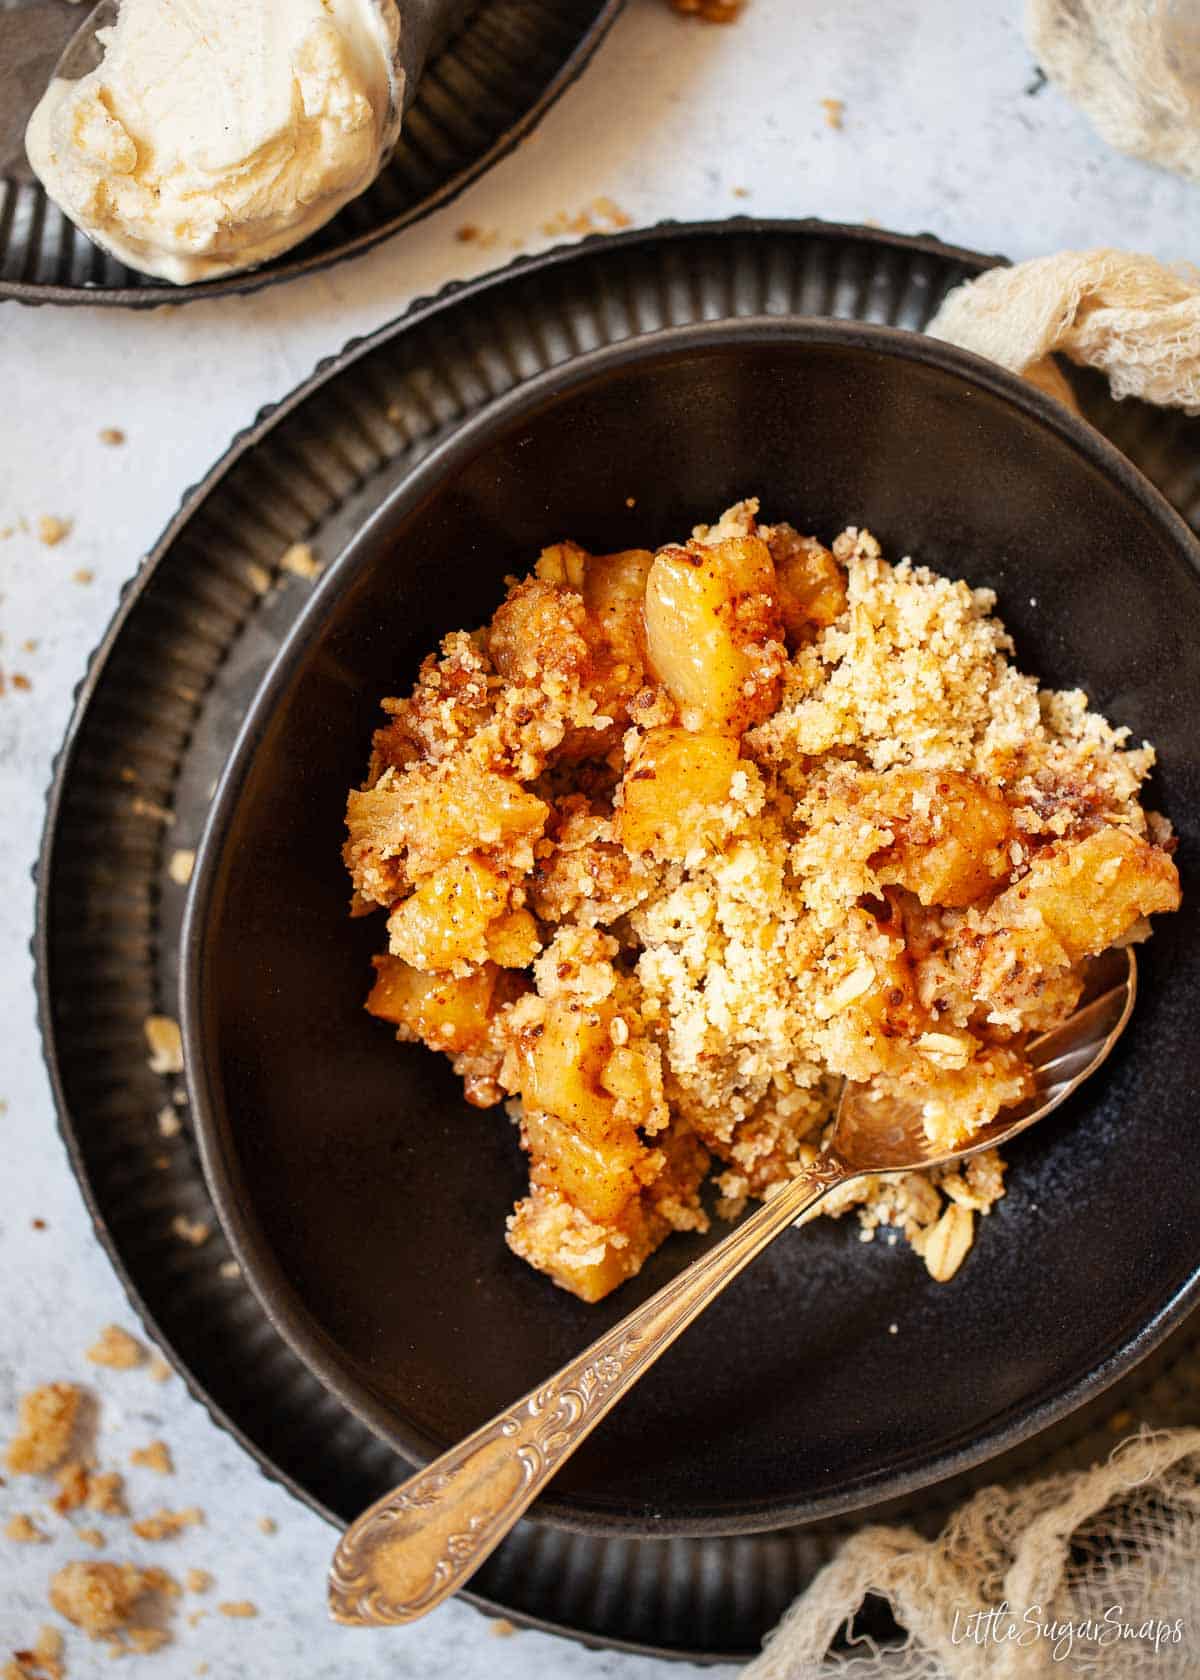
[328,1155,850,1625]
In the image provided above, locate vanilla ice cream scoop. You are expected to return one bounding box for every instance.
[25,0,408,284]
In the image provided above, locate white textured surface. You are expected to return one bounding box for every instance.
[0,0,1196,1671]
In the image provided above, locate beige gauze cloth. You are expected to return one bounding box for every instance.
[927,248,1200,414]
[1027,0,1200,181]
[746,1429,1200,1678]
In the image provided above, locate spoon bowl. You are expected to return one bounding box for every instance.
[328,946,1137,1625]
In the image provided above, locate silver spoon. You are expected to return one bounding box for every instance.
[1,0,473,183]
[328,945,1136,1625]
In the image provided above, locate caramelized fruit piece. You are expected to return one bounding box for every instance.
[616,726,741,859]
[643,535,784,731]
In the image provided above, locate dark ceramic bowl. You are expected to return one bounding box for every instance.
[183,319,1200,1538]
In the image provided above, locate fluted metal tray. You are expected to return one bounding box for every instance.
[35,220,1200,1660]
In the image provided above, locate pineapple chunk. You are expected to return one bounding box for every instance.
[615,727,741,859]
[366,956,498,1052]
[769,527,848,643]
[387,854,509,972]
[987,827,1179,963]
[866,768,1013,908]
[643,535,784,732]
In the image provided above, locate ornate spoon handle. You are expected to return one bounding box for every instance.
[328,1154,849,1625]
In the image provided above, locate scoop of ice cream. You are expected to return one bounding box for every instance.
[25,0,403,285]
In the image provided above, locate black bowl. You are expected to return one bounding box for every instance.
[183,319,1200,1537]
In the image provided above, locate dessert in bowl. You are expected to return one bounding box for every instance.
[346,501,1178,1303]
[184,321,1200,1533]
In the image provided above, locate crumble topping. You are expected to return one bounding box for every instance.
[5,1386,80,1475]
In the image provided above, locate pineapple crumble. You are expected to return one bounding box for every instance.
[344,501,1180,1302]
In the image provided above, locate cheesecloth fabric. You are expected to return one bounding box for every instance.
[927,248,1200,415]
[1027,0,1200,181]
[747,1429,1200,1678]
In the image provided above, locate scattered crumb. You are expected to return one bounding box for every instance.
[156,1106,181,1139]
[624,497,636,508]
[5,1384,80,1474]
[5,1513,48,1544]
[21,639,37,653]
[71,569,94,586]
[99,428,126,447]
[490,1617,517,1637]
[1108,1408,1136,1433]
[143,1017,183,1076]
[153,1155,170,1171]
[87,1326,145,1371]
[85,1473,126,1517]
[5,1625,65,1680]
[280,542,320,580]
[49,1561,159,1637]
[170,1216,210,1248]
[167,850,195,887]
[12,674,31,692]
[147,1358,172,1386]
[217,1260,240,1281]
[130,797,173,825]
[255,1516,276,1535]
[125,1628,171,1656]
[183,1570,211,1595]
[195,1665,209,1675]
[217,1602,257,1620]
[669,0,745,19]
[130,1507,202,1542]
[31,1219,47,1232]
[731,185,750,198]
[821,96,845,129]
[455,223,498,248]
[245,562,272,597]
[77,1527,106,1549]
[129,1441,172,1476]
[36,516,71,547]
[51,1461,90,1513]
[541,198,632,238]
[186,1612,206,1631]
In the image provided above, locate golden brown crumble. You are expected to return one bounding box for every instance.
[146,1358,172,1385]
[344,502,1180,1302]
[183,1570,211,1595]
[216,1602,257,1619]
[167,850,196,886]
[821,97,845,129]
[5,1513,48,1544]
[6,1385,80,1474]
[170,1217,210,1248]
[129,1442,172,1475]
[99,428,126,447]
[36,517,71,547]
[4,1625,64,1680]
[129,1507,202,1542]
[71,570,93,586]
[669,0,745,19]
[280,542,321,580]
[75,1528,106,1549]
[86,1328,144,1371]
[142,1017,183,1076]
[47,1562,164,1637]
